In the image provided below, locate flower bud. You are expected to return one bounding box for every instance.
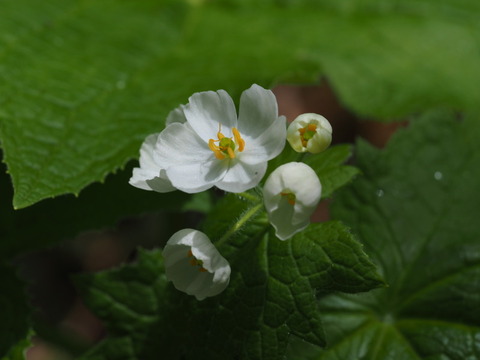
[287,113,332,154]
[163,229,231,300]
[263,162,322,240]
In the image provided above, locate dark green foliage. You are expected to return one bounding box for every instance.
[316,111,480,359]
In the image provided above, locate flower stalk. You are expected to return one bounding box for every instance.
[216,203,264,247]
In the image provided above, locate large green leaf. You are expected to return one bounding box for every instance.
[2,0,480,208]
[309,111,480,359]
[75,198,383,359]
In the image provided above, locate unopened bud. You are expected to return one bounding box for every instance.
[287,113,332,154]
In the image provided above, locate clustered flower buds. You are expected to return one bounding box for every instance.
[287,113,332,154]
[131,85,332,300]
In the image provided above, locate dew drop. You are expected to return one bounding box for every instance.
[375,189,384,197]
[434,171,443,181]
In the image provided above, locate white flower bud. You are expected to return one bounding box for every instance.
[263,162,322,240]
[287,113,332,154]
[162,229,231,300]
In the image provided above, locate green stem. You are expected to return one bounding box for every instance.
[216,203,264,247]
[236,191,259,202]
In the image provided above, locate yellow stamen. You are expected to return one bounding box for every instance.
[227,147,235,159]
[208,139,226,159]
[208,126,245,159]
[187,249,208,272]
[307,124,317,132]
[232,128,245,152]
[298,123,318,148]
[280,191,296,206]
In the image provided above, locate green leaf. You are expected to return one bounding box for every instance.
[312,111,480,359]
[2,0,480,208]
[303,145,360,199]
[0,264,30,358]
[76,203,382,359]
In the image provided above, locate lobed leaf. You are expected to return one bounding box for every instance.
[76,203,383,359]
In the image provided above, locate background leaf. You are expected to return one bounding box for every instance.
[0,159,189,261]
[310,111,480,359]
[0,332,32,360]
[2,0,480,207]
[0,264,30,358]
[303,145,360,199]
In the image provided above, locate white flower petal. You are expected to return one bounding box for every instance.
[240,115,286,164]
[156,122,212,166]
[184,89,237,140]
[166,104,188,125]
[163,229,231,300]
[263,162,322,240]
[286,122,305,153]
[216,160,267,193]
[237,84,280,138]
[268,197,309,240]
[142,169,177,193]
[307,128,332,154]
[166,159,228,193]
[153,122,227,192]
[129,134,176,192]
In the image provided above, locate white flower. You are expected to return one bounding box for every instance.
[287,113,332,154]
[129,84,286,194]
[162,229,231,300]
[263,162,322,240]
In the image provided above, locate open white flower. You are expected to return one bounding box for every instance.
[130,84,286,194]
[162,229,231,300]
[263,162,322,240]
[287,113,332,154]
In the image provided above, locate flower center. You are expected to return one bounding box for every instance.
[280,190,296,206]
[187,250,207,272]
[208,126,245,160]
[298,123,317,147]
